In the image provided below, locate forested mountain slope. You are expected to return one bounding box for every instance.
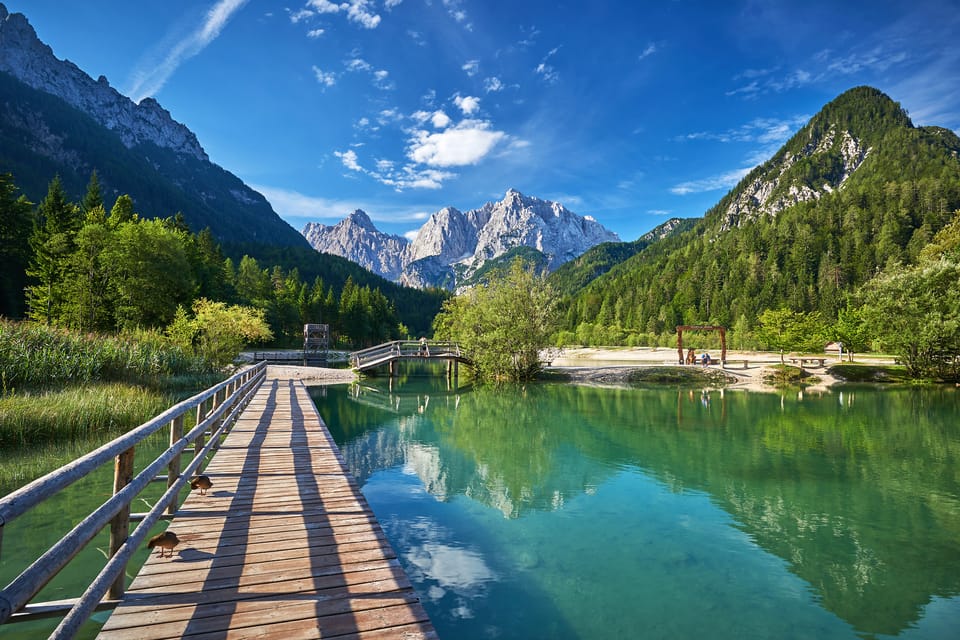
[548,217,697,297]
[559,87,960,342]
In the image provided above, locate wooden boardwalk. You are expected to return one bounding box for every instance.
[97,377,436,640]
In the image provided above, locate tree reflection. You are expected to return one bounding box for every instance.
[313,382,960,636]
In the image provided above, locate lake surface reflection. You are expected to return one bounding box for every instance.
[309,378,960,640]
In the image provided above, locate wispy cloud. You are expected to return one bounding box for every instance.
[252,184,429,226]
[535,46,561,84]
[671,167,753,195]
[727,43,910,98]
[637,43,658,61]
[344,56,392,89]
[127,0,249,102]
[441,0,471,28]
[484,77,504,92]
[462,60,480,77]
[678,115,809,146]
[312,66,336,88]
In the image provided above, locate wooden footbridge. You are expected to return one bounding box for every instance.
[0,362,436,639]
[351,340,470,378]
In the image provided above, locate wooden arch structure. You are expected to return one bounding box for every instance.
[676,325,727,364]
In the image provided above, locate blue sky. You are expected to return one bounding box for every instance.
[6,0,960,241]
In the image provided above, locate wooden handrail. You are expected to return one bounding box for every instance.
[0,362,266,636]
[350,340,465,369]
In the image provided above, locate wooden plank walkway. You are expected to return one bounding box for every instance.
[97,378,436,640]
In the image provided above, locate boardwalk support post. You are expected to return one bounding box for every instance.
[108,447,135,599]
[167,415,185,516]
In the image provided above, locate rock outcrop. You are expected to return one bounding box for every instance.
[0,4,206,160]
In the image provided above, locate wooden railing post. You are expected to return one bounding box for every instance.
[166,415,185,516]
[195,399,207,464]
[108,447,135,599]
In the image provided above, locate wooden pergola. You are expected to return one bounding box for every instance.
[676,324,727,364]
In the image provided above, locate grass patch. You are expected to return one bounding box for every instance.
[829,363,914,383]
[0,383,175,448]
[763,364,820,388]
[626,367,736,387]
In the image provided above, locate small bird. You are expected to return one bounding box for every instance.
[147,531,180,558]
[190,475,213,495]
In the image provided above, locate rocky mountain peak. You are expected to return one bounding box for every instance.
[302,191,620,289]
[347,209,377,232]
[0,3,207,161]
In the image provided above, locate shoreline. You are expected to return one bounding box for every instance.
[262,346,858,392]
[546,347,848,392]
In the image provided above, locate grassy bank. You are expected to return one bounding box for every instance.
[0,319,215,392]
[0,320,225,490]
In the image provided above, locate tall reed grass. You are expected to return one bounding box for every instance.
[0,320,226,490]
[0,383,173,448]
[0,319,216,392]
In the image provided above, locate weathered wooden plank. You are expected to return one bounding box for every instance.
[97,378,433,639]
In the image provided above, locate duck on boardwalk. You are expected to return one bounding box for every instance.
[190,474,213,495]
[147,531,180,558]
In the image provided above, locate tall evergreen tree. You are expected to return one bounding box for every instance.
[82,170,103,214]
[0,173,34,318]
[26,176,81,324]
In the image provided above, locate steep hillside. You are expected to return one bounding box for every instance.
[548,217,697,297]
[560,87,960,341]
[0,6,306,247]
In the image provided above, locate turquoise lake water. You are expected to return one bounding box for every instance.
[310,376,960,640]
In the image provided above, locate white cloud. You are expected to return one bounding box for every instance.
[289,8,313,23]
[441,0,470,26]
[335,149,363,171]
[305,0,381,29]
[407,30,426,46]
[373,69,393,89]
[431,110,452,128]
[403,229,420,241]
[346,57,372,72]
[306,28,325,38]
[407,119,506,167]
[647,209,672,216]
[638,43,657,61]
[671,167,753,195]
[454,95,480,115]
[308,0,342,14]
[250,184,356,221]
[462,60,479,76]
[127,0,249,101]
[252,184,429,225]
[484,77,503,92]
[312,66,336,87]
[385,0,404,8]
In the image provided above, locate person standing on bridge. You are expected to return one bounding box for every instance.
[419,337,428,357]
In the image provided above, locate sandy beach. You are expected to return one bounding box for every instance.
[547,346,845,392]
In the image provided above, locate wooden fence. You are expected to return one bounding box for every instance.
[0,362,266,638]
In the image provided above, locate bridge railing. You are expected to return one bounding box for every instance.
[350,340,464,369]
[0,361,266,638]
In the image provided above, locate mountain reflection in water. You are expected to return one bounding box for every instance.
[311,379,960,639]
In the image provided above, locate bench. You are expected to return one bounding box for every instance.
[788,357,826,367]
[722,360,749,369]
